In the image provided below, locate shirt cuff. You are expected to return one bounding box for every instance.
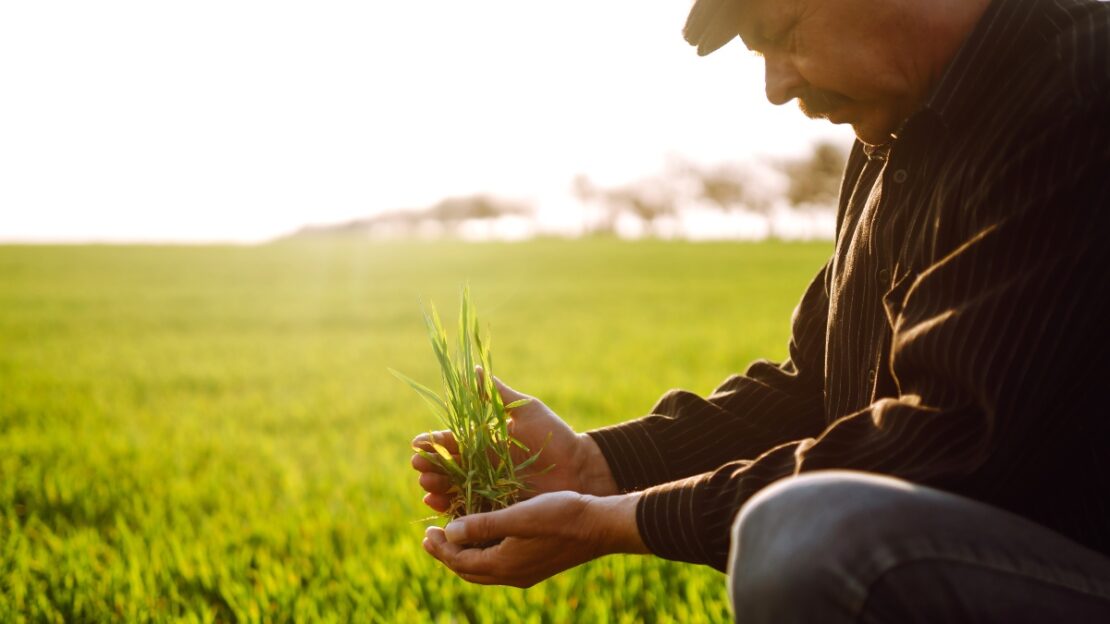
[586,420,673,493]
[637,472,716,565]
[634,441,803,570]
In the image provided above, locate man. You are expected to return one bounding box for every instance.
[413,0,1110,620]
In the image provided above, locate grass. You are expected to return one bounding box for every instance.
[0,239,830,623]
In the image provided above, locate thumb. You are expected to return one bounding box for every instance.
[444,493,576,544]
[492,375,529,405]
[474,365,530,405]
[445,508,521,545]
[444,497,543,541]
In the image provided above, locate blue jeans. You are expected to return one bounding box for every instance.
[728,471,1110,623]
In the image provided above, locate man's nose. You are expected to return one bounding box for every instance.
[764,54,805,106]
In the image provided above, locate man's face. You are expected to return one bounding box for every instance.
[737,0,924,145]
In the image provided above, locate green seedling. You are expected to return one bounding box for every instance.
[392,287,550,520]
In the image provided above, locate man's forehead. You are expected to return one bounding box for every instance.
[684,0,756,56]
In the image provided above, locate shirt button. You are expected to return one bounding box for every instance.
[892,169,909,184]
[878,268,890,285]
[868,369,877,383]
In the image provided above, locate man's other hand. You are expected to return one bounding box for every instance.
[422,491,646,587]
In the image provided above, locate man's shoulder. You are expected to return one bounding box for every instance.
[927,0,1108,144]
[1016,0,1110,108]
[1041,0,1110,105]
[974,1,1109,150]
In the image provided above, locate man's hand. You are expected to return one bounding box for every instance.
[411,371,618,513]
[422,491,646,587]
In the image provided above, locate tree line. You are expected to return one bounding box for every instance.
[288,140,849,241]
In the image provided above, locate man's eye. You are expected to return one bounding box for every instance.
[743,16,796,57]
[751,28,788,53]
[768,25,794,47]
[763,17,799,52]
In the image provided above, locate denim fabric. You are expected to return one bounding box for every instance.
[728,471,1110,623]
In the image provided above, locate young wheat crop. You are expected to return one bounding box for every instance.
[392,287,547,519]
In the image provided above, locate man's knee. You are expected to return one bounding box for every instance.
[728,471,925,623]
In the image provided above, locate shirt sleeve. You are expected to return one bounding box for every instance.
[585,259,830,493]
[634,98,1110,571]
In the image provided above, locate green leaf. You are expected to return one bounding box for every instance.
[430,442,455,463]
[513,450,544,471]
[388,368,449,418]
[529,463,556,477]
[414,449,465,480]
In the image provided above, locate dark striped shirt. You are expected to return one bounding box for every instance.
[588,0,1110,571]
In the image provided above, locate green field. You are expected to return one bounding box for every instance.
[0,240,830,623]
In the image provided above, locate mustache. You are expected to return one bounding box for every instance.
[797,89,850,118]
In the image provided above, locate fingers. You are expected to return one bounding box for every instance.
[410,453,442,474]
[423,492,453,513]
[413,446,455,510]
[411,451,462,476]
[424,526,459,557]
[412,430,459,455]
[423,527,501,583]
[418,471,452,494]
[411,430,460,477]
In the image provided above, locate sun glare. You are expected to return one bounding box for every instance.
[0,1,850,243]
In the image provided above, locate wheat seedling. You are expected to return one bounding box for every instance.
[392,287,549,520]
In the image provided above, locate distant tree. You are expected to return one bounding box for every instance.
[612,186,674,237]
[682,162,773,217]
[572,174,615,236]
[571,174,595,203]
[572,175,677,237]
[780,140,849,209]
[426,195,530,224]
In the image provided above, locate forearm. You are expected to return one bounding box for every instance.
[584,263,831,493]
[585,366,825,494]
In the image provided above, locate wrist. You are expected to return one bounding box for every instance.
[584,492,648,555]
[574,433,619,496]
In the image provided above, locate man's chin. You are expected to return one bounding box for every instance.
[851,117,898,147]
[801,101,898,146]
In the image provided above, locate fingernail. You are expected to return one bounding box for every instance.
[444,520,466,543]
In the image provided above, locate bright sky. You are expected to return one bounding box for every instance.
[0,1,852,243]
